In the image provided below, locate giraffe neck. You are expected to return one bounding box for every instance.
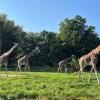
[92,45,100,54]
[5,43,18,56]
[25,50,36,59]
[0,43,18,59]
[65,56,73,62]
[83,46,100,63]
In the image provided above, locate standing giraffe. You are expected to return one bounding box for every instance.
[0,43,18,76]
[58,55,75,73]
[17,47,40,72]
[78,45,100,84]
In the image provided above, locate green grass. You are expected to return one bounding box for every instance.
[0,71,100,100]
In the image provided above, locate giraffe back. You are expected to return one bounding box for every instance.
[79,46,100,68]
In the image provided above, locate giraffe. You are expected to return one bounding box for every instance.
[17,47,40,72]
[58,55,75,73]
[0,43,18,76]
[78,45,100,84]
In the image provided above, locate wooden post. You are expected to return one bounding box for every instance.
[0,21,4,56]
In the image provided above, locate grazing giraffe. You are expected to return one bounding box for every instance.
[58,55,75,73]
[78,45,100,84]
[17,47,40,72]
[0,43,18,76]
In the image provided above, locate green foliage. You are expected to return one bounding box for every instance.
[0,71,100,100]
[0,14,24,65]
[58,15,100,56]
[69,57,79,72]
[0,13,100,68]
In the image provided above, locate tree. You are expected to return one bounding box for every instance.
[0,14,25,66]
[37,30,57,66]
[0,13,100,68]
[58,15,100,57]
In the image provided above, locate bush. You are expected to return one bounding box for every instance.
[68,57,79,72]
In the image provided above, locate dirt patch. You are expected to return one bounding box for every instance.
[0,74,23,77]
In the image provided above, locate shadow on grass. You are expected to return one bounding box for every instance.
[0,66,58,73]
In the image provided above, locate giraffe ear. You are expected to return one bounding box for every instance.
[14,42,16,44]
[13,42,18,45]
[35,47,39,50]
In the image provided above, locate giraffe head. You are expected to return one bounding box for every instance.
[14,43,18,47]
[71,54,76,58]
[34,47,40,54]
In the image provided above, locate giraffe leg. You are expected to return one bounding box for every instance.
[88,66,94,83]
[16,61,20,76]
[16,66,19,76]
[18,66,22,75]
[5,60,8,77]
[27,64,30,71]
[78,68,83,82]
[0,60,1,71]
[57,65,61,72]
[93,65,99,84]
[18,65,22,75]
[78,60,84,82]
[57,67,59,72]
[65,66,68,73]
[28,66,30,71]
[59,66,62,72]
[78,69,81,81]
[26,62,30,71]
[0,60,1,76]
[19,66,22,73]
[80,68,83,81]
[24,65,27,71]
[16,67,18,76]
[16,62,20,75]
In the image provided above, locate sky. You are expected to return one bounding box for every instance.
[0,0,100,34]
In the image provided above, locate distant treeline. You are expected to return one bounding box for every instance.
[0,14,100,67]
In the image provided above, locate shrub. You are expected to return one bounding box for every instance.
[68,57,79,72]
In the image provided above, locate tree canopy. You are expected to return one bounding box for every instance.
[0,14,100,67]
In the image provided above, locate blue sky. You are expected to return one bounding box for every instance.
[0,0,100,34]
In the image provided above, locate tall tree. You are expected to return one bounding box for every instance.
[0,14,25,66]
[58,15,100,57]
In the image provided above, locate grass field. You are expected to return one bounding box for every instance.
[0,67,100,100]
